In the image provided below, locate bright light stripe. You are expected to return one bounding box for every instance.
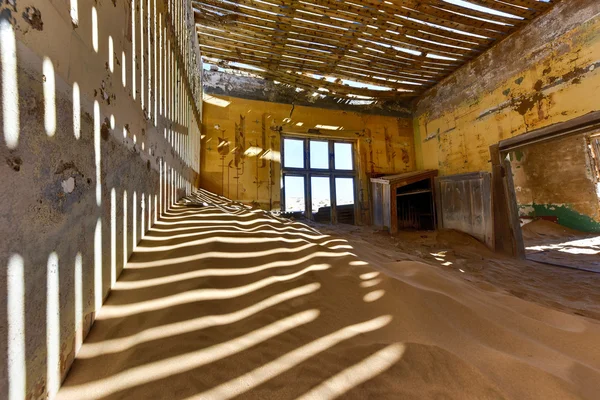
[92,7,98,52]
[100,264,330,319]
[123,190,128,267]
[159,161,163,216]
[153,0,157,125]
[444,0,522,19]
[122,51,126,87]
[147,192,151,230]
[70,0,79,26]
[46,252,60,397]
[7,254,25,400]
[80,282,320,358]
[140,0,144,109]
[296,343,405,399]
[131,0,136,99]
[94,219,102,310]
[94,101,101,205]
[147,0,151,121]
[74,253,83,350]
[135,233,319,253]
[1,18,19,149]
[159,19,162,116]
[43,57,56,136]
[120,258,331,290]
[133,191,137,246]
[73,82,80,139]
[111,188,117,287]
[141,193,145,238]
[108,36,114,72]
[195,315,393,400]
[57,310,318,400]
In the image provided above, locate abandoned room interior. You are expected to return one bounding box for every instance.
[1,0,600,399]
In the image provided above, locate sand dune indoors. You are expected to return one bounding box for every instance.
[57,190,600,400]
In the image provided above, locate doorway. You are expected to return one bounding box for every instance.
[498,114,600,272]
[281,135,357,224]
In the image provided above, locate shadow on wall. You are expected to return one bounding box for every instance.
[1,0,200,398]
[55,189,407,400]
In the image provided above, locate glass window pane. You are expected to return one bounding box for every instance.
[310,141,329,169]
[284,175,305,212]
[334,142,353,170]
[283,139,304,168]
[311,176,331,222]
[335,178,354,206]
[335,177,355,224]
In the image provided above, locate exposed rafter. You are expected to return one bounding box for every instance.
[194,0,555,101]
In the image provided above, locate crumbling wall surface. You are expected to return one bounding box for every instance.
[203,70,413,118]
[201,95,415,222]
[0,1,201,399]
[414,0,600,176]
[509,135,600,232]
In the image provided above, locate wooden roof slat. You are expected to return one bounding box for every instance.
[194,0,556,100]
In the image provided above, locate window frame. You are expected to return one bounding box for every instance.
[280,134,359,223]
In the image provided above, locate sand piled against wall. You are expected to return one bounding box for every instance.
[57,189,600,400]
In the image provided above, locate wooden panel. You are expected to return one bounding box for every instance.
[437,172,493,248]
[382,184,391,230]
[371,181,383,228]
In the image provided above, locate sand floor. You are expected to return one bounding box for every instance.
[522,220,600,273]
[58,189,600,400]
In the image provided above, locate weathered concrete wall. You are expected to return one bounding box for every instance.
[0,1,201,398]
[509,134,600,232]
[413,0,600,176]
[201,95,415,223]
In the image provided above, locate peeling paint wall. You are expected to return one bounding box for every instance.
[0,1,202,398]
[201,95,415,223]
[509,134,600,232]
[413,0,600,177]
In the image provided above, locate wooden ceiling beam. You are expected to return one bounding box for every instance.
[193,0,556,99]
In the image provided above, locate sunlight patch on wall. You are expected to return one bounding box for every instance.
[94,218,103,311]
[92,7,98,52]
[111,188,117,287]
[1,18,19,149]
[7,254,25,400]
[46,252,60,397]
[108,36,114,72]
[70,0,79,26]
[131,0,136,100]
[122,51,126,87]
[73,82,80,139]
[74,252,83,350]
[203,93,230,107]
[133,191,137,246]
[94,101,101,206]
[123,190,128,268]
[43,57,56,137]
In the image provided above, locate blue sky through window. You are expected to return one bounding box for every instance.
[310,141,329,169]
[283,139,304,168]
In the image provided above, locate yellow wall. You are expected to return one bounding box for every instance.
[414,0,600,176]
[201,96,414,221]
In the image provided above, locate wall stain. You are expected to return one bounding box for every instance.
[6,155,22,172]
[22,6,42,30]
[101,118,110,141]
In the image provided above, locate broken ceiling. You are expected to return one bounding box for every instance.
[194,0,555,102]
